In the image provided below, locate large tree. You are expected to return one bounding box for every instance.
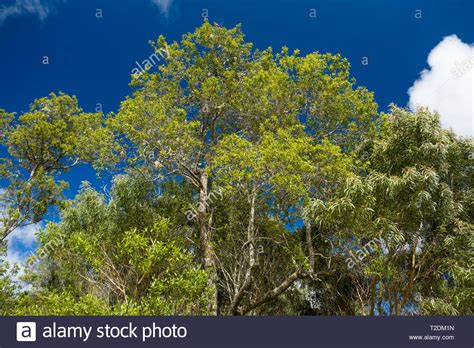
[0,93,115,243]
[310,106,473,315]
[110,21,377,314]
[1,23,471,317]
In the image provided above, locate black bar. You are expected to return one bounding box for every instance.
[1,316,472,347]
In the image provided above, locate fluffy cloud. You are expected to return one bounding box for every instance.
[3,224,40,286]
[1,187,40,288]
[5,223,38,250]
[4,224,39,268]
[0,0,62,25]
[1,189,39,272]
[152,0,173,15]
[408,35,473,137]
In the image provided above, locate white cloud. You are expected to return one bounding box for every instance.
[1,189,40,286]
[2,224,40,287]
[0,0,61,25]
[4,245,26,271]
[152,0,173,16]
[408,35,474,137]
[4,224,39,267]
[5,223,38,249]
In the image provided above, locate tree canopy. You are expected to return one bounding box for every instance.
[1,22,472,316]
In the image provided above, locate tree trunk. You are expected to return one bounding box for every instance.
[389,286,394,315]
[228,190,257,315]
[377,280,384,315]
[395,286,400,316]
[369,277,377,315]
[305,220,315,273]
[197,171,218,314]
[399,240,418,312]
[248,190,256,270]
[240,269,304,315]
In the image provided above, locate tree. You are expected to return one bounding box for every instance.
[0,245,18,315]
[110,21,377,314]
[311,106,473,315]
[2,23,471,317]
[16,174,211,315]
[0,93,115,242]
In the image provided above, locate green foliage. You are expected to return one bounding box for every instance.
[310,106,473,315]
[0,23,471,316]
[0,246,18,315]
[15,174,210,315]
[12,292,111,316]
[0,92,116,242]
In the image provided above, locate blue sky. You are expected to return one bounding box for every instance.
[1,0,473,266]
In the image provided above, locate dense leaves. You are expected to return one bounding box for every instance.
[0,23,472,316]
[0,93,116,243]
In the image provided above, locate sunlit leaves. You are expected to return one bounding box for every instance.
[0,92,115,241]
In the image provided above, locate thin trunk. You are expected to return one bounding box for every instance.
[377,280,383,315]
[305,220,315,273]
[240,269,303,315]
[197,171,218,315]
[248,190,256,269]
[400,240,418,311]
[389,286,394,315]
[395,286,400,316]
[369,277,377,316]
[228,190,257,315]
